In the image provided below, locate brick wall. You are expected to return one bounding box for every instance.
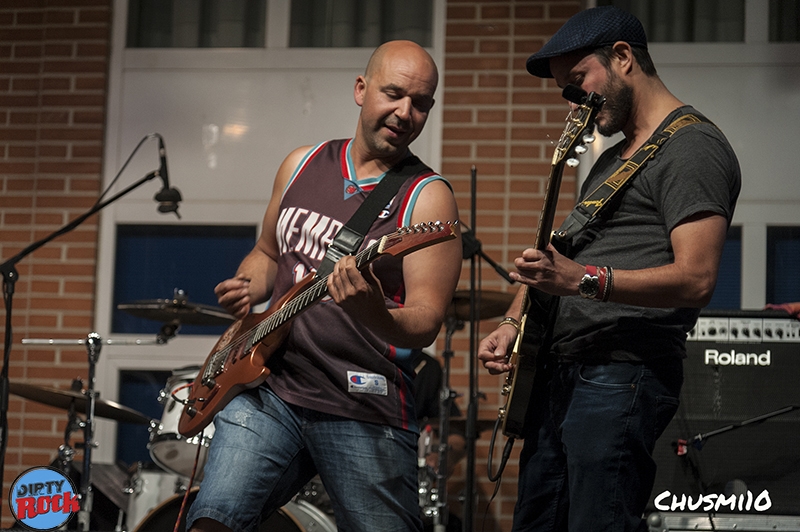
[442,2,582,530]
[0,0,111,527]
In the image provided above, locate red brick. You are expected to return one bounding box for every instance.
[37,161,101,173]
[476,144,507,158]
[78,8,110,24]
[477,110,507,123]
[481,6,511,19]
[44,9,76,24]
[73,110,104,123]
[0,162,35,174]
[71,145,102,157]
[74,75,105,90]
[43,43,74,57]
[445,39,474,53]
[44,26,109,40]
[40,111,70,124]
[444,90,508,105]
[479,40,509,54]
[34,212,67,225]
[515,5,545,19]
[9,112,39,124]
[43,59,106,73]
[12,44,43,58]
[447,22,510,38]
[447,5,476,20]
[42,77,71,90]
[2,212,33,225]
[38,144,68,157]
[443,109,473,123]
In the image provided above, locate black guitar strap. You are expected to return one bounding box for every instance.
[315,155,429,278]
[552,113,711,246]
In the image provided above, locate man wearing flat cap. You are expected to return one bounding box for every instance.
[480,6,740,532]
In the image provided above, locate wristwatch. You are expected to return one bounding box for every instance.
[578,265,600,299]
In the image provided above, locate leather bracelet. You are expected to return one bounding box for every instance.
[498,316,520,331]
[602,266,614,302]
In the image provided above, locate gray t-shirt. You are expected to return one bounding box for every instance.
[551,106,741,362]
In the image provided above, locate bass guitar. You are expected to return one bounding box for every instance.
[499,86,604,439]
[178,221,457,438]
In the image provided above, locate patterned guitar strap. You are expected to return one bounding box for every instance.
[552,113,712,247]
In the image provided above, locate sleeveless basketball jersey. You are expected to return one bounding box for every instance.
[266,138,448,432]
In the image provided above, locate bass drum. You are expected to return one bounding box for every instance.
[133,488,337,532]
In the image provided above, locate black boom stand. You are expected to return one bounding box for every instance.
[0,134,175,524]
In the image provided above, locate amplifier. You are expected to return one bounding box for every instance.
[647,511,800,531]
[648,310,800,516]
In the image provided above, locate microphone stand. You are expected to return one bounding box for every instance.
[0,166,162,523]
[461,167,514,532]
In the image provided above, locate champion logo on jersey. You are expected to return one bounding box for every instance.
[347,371,388,396]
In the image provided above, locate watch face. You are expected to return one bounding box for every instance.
[580,274,600,298]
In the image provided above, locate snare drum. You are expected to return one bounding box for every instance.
[133,488,337,532]
[148,367,215,479]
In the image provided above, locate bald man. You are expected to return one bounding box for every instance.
[188,41,462,532]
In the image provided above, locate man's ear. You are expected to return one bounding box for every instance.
[354,75,366,107]
[612,41,634,75]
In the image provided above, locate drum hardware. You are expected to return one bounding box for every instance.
[118,288,235,327]
[16,334,156,531]
[426,314,462,532]
[148,367,215,480]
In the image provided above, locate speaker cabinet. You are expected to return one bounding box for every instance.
[648,310,800,516]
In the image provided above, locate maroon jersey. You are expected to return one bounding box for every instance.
[266,138,448,432]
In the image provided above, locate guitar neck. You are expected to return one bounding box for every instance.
[534,159,565,251]
[251,239,382,345]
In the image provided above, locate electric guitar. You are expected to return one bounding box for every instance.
[499,86,604,438]
[178,221,457,438]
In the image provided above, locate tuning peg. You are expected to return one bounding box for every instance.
[582,133,595,144]
[574,145,587,155]
[566,158,579,167]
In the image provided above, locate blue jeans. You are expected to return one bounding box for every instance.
[187,385,422,532]
[513,357,682,532]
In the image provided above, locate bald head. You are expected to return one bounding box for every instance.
[365,40,439,90]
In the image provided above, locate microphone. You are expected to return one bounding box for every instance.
[154,135,182,218]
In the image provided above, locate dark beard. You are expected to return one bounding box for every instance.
[596,74,633,137]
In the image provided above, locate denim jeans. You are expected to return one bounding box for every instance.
[512,357,682,532]
[187,385,422,532]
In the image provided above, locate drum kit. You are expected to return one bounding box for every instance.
[12,288,513,532]
[14,291,335,532]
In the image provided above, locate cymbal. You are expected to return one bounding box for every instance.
[9,382,153,425]
[118,297,234,326]
[421,417,497,435]
[447,290,515,321]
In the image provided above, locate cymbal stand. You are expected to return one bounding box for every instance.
[433,315,463,532]
[76,332,102,532]
[54,379,85,473]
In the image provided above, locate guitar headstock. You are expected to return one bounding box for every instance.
[377,221,458,258]
[552,85,605,168]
